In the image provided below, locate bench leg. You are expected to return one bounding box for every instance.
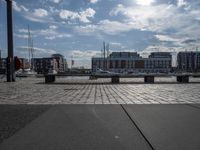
[144,76,154,83]
[111,76,120,84]
[177,76,189,83]
[45,75,56,83]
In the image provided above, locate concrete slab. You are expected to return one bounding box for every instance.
[0,105,151,150]
[123,104,200,150]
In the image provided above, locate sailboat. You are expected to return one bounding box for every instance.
[16,25,36,77]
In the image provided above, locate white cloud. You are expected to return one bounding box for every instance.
[155,35,180,42]
[110,4,182,32]
[33,8,48,17]
[14,34,28,39]
[59,10,79,20]
[79,8,96,23]
[110,42,122,46]
[13,1,21,12]
[65,50,101,68]
[17,26,72,40]
[23,8,54,23]
[135,0,155,6]
[109,3,200,47]
[110,42,126,49]
[16,46,57,57]
[20,5,29,12]
[59,8,95,23]
[177,0,187,7]
[89,0,99,4]
[51,0,61,3]
[71,50,100,58]
[49,25,58,29]
[12,1,29,12]
[75,19,135,35]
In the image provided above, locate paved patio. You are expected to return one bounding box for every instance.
[0,77,200,104]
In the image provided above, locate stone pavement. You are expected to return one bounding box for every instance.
[0,104,200,150]
[0,77,200,104]
[1,77,200,149]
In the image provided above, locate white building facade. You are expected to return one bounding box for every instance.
[92,52,172,73]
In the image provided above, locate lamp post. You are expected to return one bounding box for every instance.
[5,0,15,82]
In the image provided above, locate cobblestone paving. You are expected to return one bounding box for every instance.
[0,76,200,104]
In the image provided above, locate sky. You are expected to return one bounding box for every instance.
[0,0,200,68]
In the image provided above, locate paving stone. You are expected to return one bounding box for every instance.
[0,77,200,104]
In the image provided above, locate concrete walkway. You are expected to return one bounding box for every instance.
[0,104,200,150]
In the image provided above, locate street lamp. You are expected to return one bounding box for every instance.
[5,0,15,82]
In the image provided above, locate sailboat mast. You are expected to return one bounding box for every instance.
[31,38,34,70]
[27,25,31,69]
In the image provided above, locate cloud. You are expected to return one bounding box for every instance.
[109,3,200,47]
[135,0,155,6]
[182,39,197,44]
[75,19,135,35]
[13,1,22,12]
[17,26,72,40]
[49,25,58,29]
[33,8,48,17]
[89,0,99,4]
[110,42,126,49]
[20,5,29,12]
[14,34,28,39]
[59,8,95,23]
[12,1,29,12]
[155,35,180,42]
[51,0,61,3]
[22,7,57,23]
[109,3,200,32]
[71,50,100,58]
[110,42,122,46]
[109,4,182,32]
[177,0,187,7]
[16,46,57,57]
[65,50,101,68]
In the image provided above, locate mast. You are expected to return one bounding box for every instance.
[106,43,109,57]
[31,38,34,70]
[106,43,109,70]
[28,25,31,69]
[27,25,34,71]
[103,41,106,70]
[0,49,1,68]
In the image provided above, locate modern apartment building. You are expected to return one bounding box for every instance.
[177,51,200,72]
[92,52,172,73]
[19,58,30,70]
[52,54,67,73]
[32,57,58,74]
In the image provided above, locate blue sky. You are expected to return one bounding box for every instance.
[0,0,200,67]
